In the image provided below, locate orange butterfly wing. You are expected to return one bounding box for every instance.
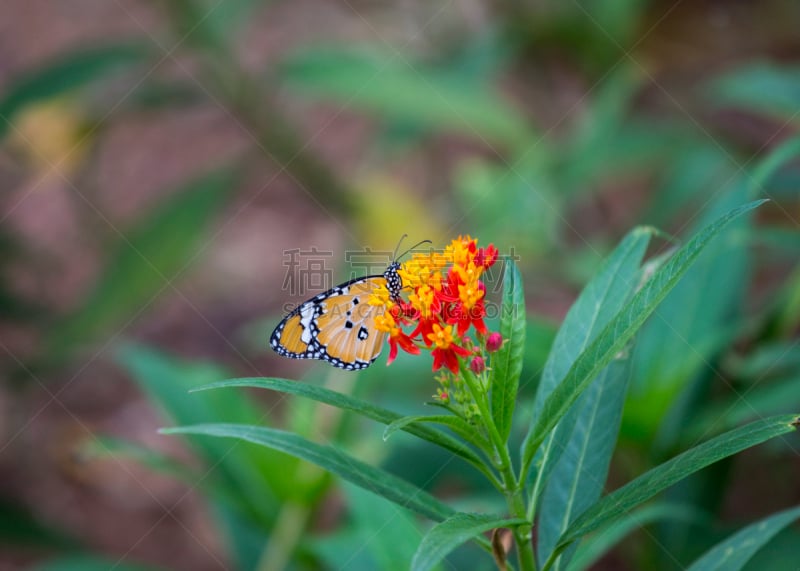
[270,277,387,370]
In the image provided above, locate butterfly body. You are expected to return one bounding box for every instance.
[270,262,403,370]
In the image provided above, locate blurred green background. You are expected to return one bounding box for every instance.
[1,1,799,570]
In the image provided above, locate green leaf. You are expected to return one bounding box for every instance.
[80,435,198,484]
[411,513,527,571]
[684,375,800,442]
[523,226,652,487]
[706,63,800,122]
[686,505,800,571]
[734,341,800,380]
[0,44,150,138]
[538,357,633,570]
[161,423,455,522]
[342,481,424,569]
[308,529,379,571]
[46,169,234,364]
[751,135,800,191]
[113,345,290,525]
[559,68,645,193]
[552,415,799,556]
[194,378,491,477]
[383,415,485,448]
[490,259,526,441]
[644,143,730,226]
[567,503,707,571]
[453,157,560,261]
[739,528,800,570]
[521,200,767,472]
[280,48,532,147]
[626,182,755,440]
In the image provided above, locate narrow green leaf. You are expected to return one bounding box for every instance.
[684,375,800,442]
[113,345,288,525]
[46,169,234,364]
[526,226,652,511]
[521,200,767,471]
[194,378,490,475]
[686,505,800,571]
[706,63,800,121]
[751,135,800,191]
[453,157,560,261]
[567,503,707,571]
[559,68,645,193]
[734,341,800,379]
[342,482,423,569]
[554,415,799,552]
[490,259,526,441]
[280,48,532,147]
[627,182,754,440]
[161,423,455,522]
[0,44,149,138]
[383,414,483,447]
[538,357,633,570]
[80,435,198,484]
[644,143,730,226]
[411,513,527,571]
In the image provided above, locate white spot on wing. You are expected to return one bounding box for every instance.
[300,303,316,344]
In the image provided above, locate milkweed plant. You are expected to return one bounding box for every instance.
[163,200,800,571]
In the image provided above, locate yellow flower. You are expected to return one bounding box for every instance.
[458,282,484,310]
[445,236,476,268]
[374,312,398,335]
[368,283,393,308]
[409,284,438,319]
[453,260,483,285]
[427,323,455,350]
[399,250,448,289]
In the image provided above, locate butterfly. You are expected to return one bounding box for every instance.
[270,237,430,370]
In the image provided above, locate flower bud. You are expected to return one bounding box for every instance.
[469,355,486,374]
[486,332,503,352]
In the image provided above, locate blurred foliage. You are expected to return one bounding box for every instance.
[1,0,799,569]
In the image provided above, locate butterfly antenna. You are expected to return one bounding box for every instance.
[391,234,408,262]
[397,239,432,261]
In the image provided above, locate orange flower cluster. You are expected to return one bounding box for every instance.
[371,236,499,373]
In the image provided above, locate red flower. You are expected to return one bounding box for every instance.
[445,281,488,336]
[447,299,488,336]
[428,323,471,374]
[475,244,498,269]
[387,329,420,365]
[375,311,420,365]
[370,236,500,374]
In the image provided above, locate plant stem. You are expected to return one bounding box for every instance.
[256,501,310,571]
[507,487,537,571]
[459,361,537,571]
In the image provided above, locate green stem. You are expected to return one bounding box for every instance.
[459,361,537,571]
[256,501,310,571]
[508,489,537,571]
